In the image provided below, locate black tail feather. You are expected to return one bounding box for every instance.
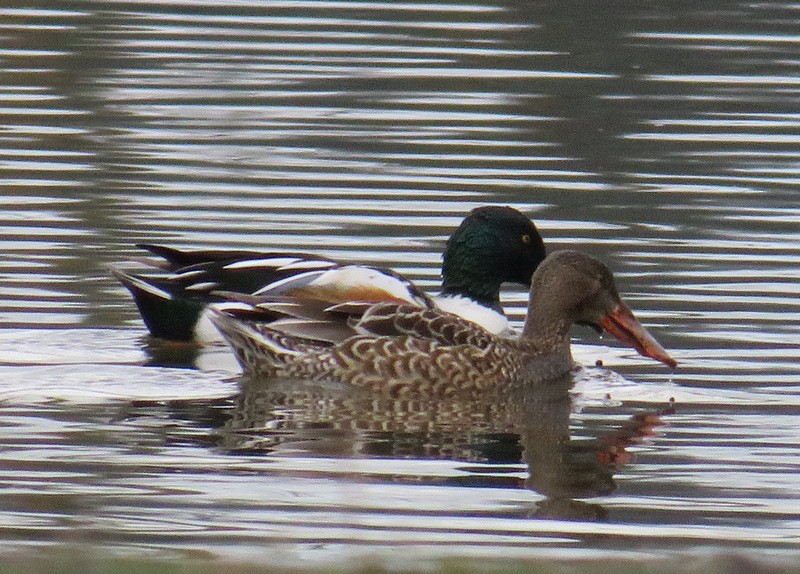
[112,268,203,341]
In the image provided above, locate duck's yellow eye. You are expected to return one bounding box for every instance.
[521,233,532,244]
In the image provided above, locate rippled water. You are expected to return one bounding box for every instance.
[1,0,799,566]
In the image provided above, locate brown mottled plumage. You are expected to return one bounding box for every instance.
[210,250,676,397]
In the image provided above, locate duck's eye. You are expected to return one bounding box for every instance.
[521,233,532,244]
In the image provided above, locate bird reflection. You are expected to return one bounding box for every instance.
[218,372,670,521]
[140,336,202,367]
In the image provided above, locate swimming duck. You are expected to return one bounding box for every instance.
[112,206,546,342]
[209,250,677,397]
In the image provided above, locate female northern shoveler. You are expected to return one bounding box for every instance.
[209,250,677,397]
[112,206,546,342]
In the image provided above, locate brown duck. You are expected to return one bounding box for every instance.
[210,250,676,397]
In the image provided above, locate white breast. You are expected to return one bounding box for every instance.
[432,295,511,335]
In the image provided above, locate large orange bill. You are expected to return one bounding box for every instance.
[598,302,677,369]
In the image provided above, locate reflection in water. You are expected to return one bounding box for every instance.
[141,336,204,368]
[220,373,670,523]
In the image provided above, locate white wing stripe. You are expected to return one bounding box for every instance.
[171,269,205,281]
[278,260,338,271]
[185,281,218,292]
[126,276,173,301]
[223,257,302,270]
[252,270,327,295]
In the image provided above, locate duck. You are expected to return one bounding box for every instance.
[208,250,677,397]
[112,206,547,342]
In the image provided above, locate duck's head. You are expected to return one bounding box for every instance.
[525,250,676,368]
[441,206,546,305]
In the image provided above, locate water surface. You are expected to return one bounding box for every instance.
[1,0,799,566]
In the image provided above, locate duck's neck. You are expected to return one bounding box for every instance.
[441,252,503,310]
[510,311,575,384]
[440,278,501,310]
[521,306,574,357]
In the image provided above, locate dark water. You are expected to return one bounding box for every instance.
[1,0,799,566]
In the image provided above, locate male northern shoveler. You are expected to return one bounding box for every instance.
[112,206,547,342]
[209,250,677,397]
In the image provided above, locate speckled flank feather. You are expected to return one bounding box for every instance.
[210,310,321,379]
[350,303,495,347]
[317,336,539,398]
[210,307,572,398]
[213,311,556,397]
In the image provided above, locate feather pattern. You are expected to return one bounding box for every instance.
[113,206,548,341]
[210,251,676,397]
